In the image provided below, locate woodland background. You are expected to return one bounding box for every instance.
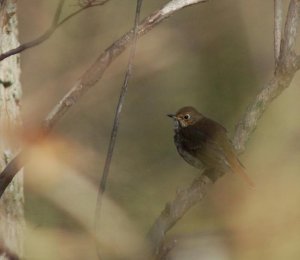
[15,0,300,259]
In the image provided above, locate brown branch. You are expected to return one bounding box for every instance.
[0,0,208,196]
[58,0,110,27]
[0,0,110,62]
[156,239,178,260]
[147,174,213,256]
[147,0,300,257]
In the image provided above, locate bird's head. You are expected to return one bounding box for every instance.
[167,106,204,128]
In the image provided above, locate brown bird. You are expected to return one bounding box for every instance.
[168,106,254,187]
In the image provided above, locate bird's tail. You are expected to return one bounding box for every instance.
[231,158,255,188]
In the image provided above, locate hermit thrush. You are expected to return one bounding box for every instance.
[168,106,254,186]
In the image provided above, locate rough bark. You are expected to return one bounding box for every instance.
[0,1,23,259]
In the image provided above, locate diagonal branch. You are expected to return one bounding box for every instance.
[147,174,213,256]
[58,0,111,27]
[0,0,111,62]
[0,0,208,197]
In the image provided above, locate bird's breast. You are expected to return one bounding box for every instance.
[174,130,204,169]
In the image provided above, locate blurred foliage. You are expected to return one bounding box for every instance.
[16,0,300,259]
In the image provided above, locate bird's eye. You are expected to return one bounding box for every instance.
[183,114,190,120]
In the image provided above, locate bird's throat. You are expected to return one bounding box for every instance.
[173,120,180,131]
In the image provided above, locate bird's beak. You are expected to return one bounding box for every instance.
[167,114,176,119]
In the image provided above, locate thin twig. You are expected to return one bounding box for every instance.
[58,1,110,27]
[147,0,300,256]
[94,0,143,257]
[0,0,110,62]
[274,0,283,64]
[0,0,208,196]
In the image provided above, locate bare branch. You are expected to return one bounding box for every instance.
[0,0,208,196]
[58,0,110,27]
[0,0,110,62]
[233,74,294,152]
[274,0,283,63]
[147,174,212,256]
[156,239,178,260]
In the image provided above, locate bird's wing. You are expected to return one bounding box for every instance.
[201,136,254,187]
[195,134,230,170]
[192,127,254,187]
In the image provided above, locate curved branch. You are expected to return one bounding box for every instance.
[147,174,213,256]
[57,0,111,27]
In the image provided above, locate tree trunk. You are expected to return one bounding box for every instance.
[0,0,24,259]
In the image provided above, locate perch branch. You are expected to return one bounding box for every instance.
[147,174,213,256]
[0,0,208,196]
[147,0,300,256]
[0,0,110,62]
[156,239,178,260]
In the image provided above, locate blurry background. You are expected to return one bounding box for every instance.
[17,0,300,259]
